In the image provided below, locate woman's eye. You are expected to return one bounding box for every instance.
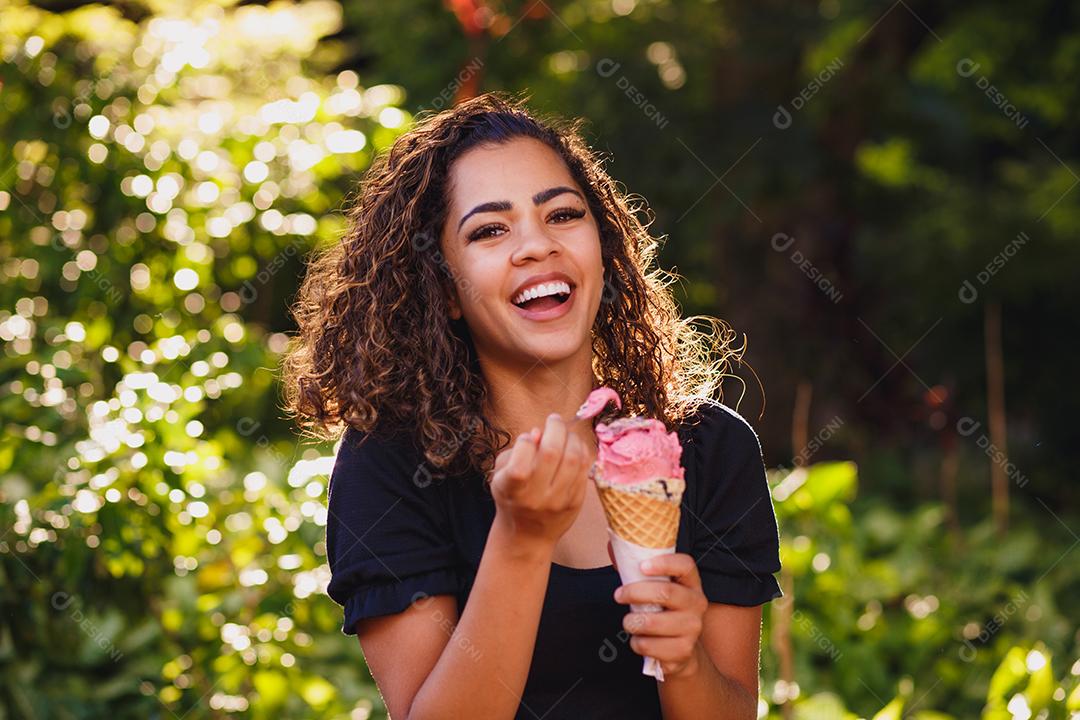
[467,208,584,240]
[549,207,586,223]
[468,224,506,241]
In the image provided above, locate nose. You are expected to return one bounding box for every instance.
[510,218,560,265]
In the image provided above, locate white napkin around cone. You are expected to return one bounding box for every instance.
[608,529,676,682]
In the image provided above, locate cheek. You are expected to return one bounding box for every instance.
[452,250,504,313]
[578,231,605,285]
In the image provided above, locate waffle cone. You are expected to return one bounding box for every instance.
[593,471,684,548]
[597,486,680,548]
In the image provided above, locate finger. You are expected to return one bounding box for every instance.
[640,553,702,589]
[628,635,697,664]
[622,610,702,639]
[534,414,568,488]
[550,432,587,500]
[502,429,540,491]
[493,445,512,473]
[615,580,699,610]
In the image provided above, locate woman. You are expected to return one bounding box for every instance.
[283,92,782,719]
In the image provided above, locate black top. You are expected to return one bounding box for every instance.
[325,400,783,720]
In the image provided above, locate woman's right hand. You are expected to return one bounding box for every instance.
[489,413,591,551]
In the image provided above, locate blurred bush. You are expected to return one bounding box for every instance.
[763,461,1078,719]
[1,1,407,716]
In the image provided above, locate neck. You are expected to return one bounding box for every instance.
[479,344,598,442]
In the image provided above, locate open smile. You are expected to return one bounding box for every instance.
[510,281,577,321]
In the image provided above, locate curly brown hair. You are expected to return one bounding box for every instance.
[282,91,745,478]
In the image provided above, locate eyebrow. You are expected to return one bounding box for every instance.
[456,186,584,231]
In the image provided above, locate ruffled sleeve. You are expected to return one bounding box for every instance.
[325,427,462,635]
[686,401,783,606]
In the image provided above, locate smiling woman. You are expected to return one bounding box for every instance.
[282,92,739,477]
[438,137,604,383]
[282,92,781,720]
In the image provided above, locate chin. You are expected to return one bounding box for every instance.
[521,336,589,364]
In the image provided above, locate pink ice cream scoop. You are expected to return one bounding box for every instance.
[575,387,684,487]
[594,418,685,487]
[575,386,622,420]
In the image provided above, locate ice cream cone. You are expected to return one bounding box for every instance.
[592,470,685,549]
[590,466,685,682]
[576,387,688,682]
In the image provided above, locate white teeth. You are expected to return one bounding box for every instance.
[512,280,571,306]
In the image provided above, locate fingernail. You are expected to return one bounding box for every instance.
[614,587,623,601]
[641,560,653,572]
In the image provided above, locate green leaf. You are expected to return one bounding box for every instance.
[987,646,1029,705]
[796,461,858,509]
[792,692,858,720]
[1023,646,1053,710]
[871,696,905,720]
[1067,681,1080,711]
[300,676,337,709]
[253,670,288,711]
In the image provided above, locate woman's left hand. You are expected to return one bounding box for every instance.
[613,552,709,679]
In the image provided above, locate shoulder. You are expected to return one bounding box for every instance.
[329,425,430,503]
[324,428,464,630]
[680,398,764,468]
[336,423,418,460]
[679,399,782,605]
[325,425,455,571]
[678,398,770,510]
[326,425,440,520]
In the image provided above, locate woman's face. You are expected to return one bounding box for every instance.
[439,136,604,368]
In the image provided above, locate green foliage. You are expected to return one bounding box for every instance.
[761,462,1079,719]
[1,0,407,716]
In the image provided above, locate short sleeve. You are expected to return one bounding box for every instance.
[325,428,461,635]
[686,402,783,606]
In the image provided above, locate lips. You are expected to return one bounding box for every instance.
[511,280,572,307]
[510,283,577,321]
[508,271,577,305]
